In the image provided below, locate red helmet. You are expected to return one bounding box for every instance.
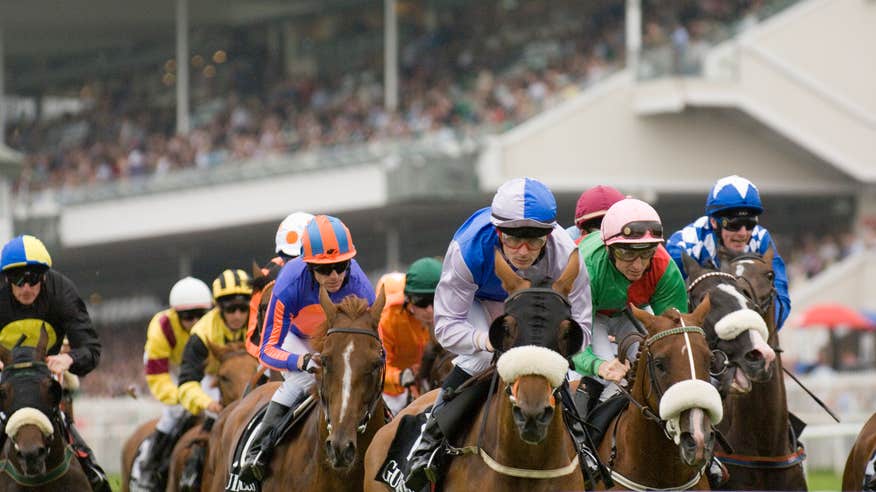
[301,215,357,264]
[575,185,625,227]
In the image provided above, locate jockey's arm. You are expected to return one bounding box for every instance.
[433,243,491,355]
[378,316,404,388]
[765,237,792,329]
[177,335,214,416]
[57,274,101,376]
[568,249,594,350]
[258,294,302,372]
[664,230,689,278]
[572,345,604,377]
[144,316,179,405]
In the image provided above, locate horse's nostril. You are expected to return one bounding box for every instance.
[745,350,763,362]
[343,441,356,463]
[512,406,524,422]
[539,406,554,424]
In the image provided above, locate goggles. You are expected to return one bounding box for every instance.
[177,308,208,322]
[5,269,43,287]
[611,245,658,262]
[310,260,350,276]
[407,293,434,309]
[607,221,663,241]
[720,215,758,232]
[499,232,548,251]
[221,303,249,315]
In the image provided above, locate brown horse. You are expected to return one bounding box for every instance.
[412,338,454,398]
[843,413,876,490]
[365,250,588,492]
[715,247,807,491]
[120,341,258,492]
[206,287,387,492]
[594,300,720,490]
[0,329,91,491]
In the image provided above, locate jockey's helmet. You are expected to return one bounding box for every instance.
[169,276,213,311]
[705,175,763,217]
[601,198,664,248]
[490,177,557,234]
[275,212,315,257]
[377,272,406,306]
[404,257,442,295]
[301,215,357,264]
[1,235,52,273]
[575,185,626,229]
[212,269,252,303]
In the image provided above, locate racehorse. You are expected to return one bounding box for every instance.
[120,341,258,492]
[843,413,876,490]
[205,287,387,492]
[713,247,808,491]
[0,328,91,491]
[416,339,454,394]
[594,299,721,491]
[365,251,595,492]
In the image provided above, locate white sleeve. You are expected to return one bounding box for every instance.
[568,247,593,351]
[433,241,490,355]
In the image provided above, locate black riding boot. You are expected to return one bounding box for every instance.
[239,400,290,482]
[707,456,729,489]
[135,430,173,487]
[405,366,471,490]
[68,424,111,492]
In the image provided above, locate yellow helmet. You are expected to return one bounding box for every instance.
[212,269,252,302]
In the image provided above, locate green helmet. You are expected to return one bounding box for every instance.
[404,257,442,295]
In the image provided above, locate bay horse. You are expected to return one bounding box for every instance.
[0,329,91,491]
[714,247,807,490]
[365,250,591,492]
[205,286,387,492]
[843,412,876,490]
[120,341,258,492]
[595,300,721,491]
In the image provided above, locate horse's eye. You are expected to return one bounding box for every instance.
[653,358,667,373]
[766,272,774,281]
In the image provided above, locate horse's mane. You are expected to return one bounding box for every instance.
[311,295,376,352]
[218,341,250,362]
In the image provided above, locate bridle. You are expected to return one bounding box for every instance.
[723,254,776,318]
[320,327,385,435]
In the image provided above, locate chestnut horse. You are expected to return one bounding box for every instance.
[365,250,589,492]
[0,329,91,491]
[205,287,387,491]
[714,247,807,491]
[595,300,721,490]
[120,341,258,492]
[843,413,876,490]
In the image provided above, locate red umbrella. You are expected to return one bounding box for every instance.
[797,303,875,330]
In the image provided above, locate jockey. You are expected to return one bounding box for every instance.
[246,211,314,359]
[133,276,213,487]
[177,269,252,417]
[406,177,597,489]
[666,175,791,328]
[566,185,626,243]
[239,215,375,482]
[0,235,109,491]
[571,199,687,403]
[378,257,442,415]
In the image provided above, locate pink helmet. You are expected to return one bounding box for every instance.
[575,185,626,227]
[600,198,664,247]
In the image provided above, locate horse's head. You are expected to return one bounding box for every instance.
[312,286,386,470]
[718,246,777,329]
[206,341,258,405]
[490,250,583,444]
[630,300,722,468]
[683,252,775,395]
[0,327,62,477]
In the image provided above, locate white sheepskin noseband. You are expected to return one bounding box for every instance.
[658,379,723,425]
[714,308,768,341]
[497,345,569,388]
[5,408,54,438]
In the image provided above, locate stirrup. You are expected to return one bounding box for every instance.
[707,458,729,489]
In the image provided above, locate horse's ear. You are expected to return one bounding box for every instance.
[35,323,49,360]
[630,304,656,333]
[494,249,530,295]
[488,315,519,353]
[319,286,338,321]
[206,340,227,359]
[370,285,387,326]
[716,247,735,266]
[763,245,775,264]
[552,250,579,298]
[557,319,583,358]
[681,251,702,277]
[0,344,10,368]
[689,294,711,327]
[252,260,265,280]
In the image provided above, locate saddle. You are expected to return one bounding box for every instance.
[225,397,317,492]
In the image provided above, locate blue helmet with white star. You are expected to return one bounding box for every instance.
[705,175,763,216]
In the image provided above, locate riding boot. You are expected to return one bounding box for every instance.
[405,365,472,490]
[68,423,111,492]
[563,403,603,489]
[239,400,291,482]
[134,430,173,487]
[707,456,729,489]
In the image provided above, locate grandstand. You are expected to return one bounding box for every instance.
[0,0,875,478]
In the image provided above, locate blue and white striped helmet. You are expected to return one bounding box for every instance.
[706,175,764,216]
[490,178,557,230]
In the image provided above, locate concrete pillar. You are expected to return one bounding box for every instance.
[176,0,191,134]
[0,26,5,145]
[385,222,400,272]
[384,0,399,112]
[856,184,876,233]
[626,0,642,79]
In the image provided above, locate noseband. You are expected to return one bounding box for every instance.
[321,327,385,435]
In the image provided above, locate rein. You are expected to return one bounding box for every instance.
[322,327,385,434]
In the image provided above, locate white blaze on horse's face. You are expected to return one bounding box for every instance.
[733,259,757,278]
[714,284,775,367]
[338,340,355,425]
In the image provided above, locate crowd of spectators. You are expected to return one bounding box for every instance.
[780,224,876,289]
